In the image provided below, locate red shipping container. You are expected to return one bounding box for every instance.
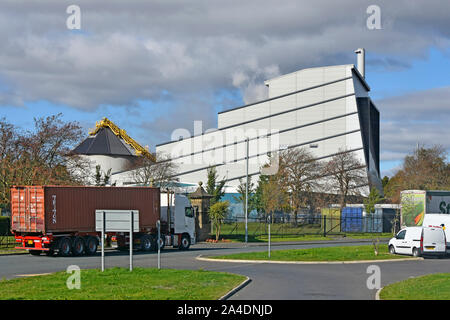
[11,186,160,234]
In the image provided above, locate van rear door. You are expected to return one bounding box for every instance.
[422,227,446,254]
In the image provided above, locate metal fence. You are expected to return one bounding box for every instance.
[214,213,399,242]
[0,216,14,249]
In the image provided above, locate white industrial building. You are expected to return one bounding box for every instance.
[148,49,382,195]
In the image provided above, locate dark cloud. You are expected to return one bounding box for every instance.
[0,0,449,158]
[0,0,449,110]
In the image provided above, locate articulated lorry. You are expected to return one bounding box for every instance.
[10,186,195,256]
[401,190,450,251]
[401,190,450,227]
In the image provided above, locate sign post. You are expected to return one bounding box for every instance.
[95,210,139,272]
[267,213,272,259]
[129,210,134,272]
[101,211,105,272]
[157,220,161,270]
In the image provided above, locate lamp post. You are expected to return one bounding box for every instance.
[245,137,249,244]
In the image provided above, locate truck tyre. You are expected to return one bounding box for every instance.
[72,237,85,256]
[29,250,41,256]
[85,236,98,255]
[140,234,153,252]
[179,234,191,250]
[45,249,55,257]
[58,237,72,257]
[157,234,165,251]
[413,247,421,257]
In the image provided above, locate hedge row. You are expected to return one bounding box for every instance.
[0,217,11,236]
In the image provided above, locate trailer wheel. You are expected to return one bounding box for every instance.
[58,237,72,257]
[140,234,154,252]
[29,250,41,256]
[72,237,85,256]
[85,237,98,255]
[179,234,191,250]
[157,234,165,251]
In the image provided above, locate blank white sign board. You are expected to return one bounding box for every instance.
[95,210,139,232]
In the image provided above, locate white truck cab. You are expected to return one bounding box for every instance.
[160,193,196,249]
[389,226,446,257]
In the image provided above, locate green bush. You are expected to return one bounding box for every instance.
[0,217,11,236]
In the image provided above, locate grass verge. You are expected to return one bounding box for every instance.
[379,273,450,300]
[0,248,27,255]
[0,267,246,300]
[211,233,392,243]
[211,245,414,262]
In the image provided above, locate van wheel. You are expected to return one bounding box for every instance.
[389,245,396,254]
[179,234,191,250]
[413,247,421,257]
[58,237,72,257]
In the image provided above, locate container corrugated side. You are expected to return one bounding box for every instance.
[12,186,160,234]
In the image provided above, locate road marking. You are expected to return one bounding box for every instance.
[16,273,52,277]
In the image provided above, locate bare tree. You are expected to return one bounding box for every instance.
[277,147,323,225]
[64,154,95,185]
[323,149,368,208]
[127,152,179,189]
[0,114,84,209]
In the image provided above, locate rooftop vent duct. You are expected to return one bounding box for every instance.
[354,48,365,78]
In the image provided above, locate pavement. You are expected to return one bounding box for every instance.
[0,239,449,300]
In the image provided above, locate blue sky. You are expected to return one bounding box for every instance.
[1,1,449,178]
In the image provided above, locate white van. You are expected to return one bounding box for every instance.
[389,226,447,257]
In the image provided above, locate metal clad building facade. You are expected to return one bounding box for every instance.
[116,63,381,194]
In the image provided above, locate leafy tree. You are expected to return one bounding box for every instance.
[364,187,384,215]
[261,175,290,219]
[233,177,255,217]
[253,174,269,218]
[94,165,112,186]
[385,145,450,203]
[95,165,102,186]
[209,201,230,241]
[206,166,226,206]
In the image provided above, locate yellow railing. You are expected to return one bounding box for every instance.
[89,117,156,161]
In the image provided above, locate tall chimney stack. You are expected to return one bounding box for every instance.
[354,48,365,78]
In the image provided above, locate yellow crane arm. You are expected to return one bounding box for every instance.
[89,117,156,162]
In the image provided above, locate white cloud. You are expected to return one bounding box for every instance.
[377,86,450,163]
